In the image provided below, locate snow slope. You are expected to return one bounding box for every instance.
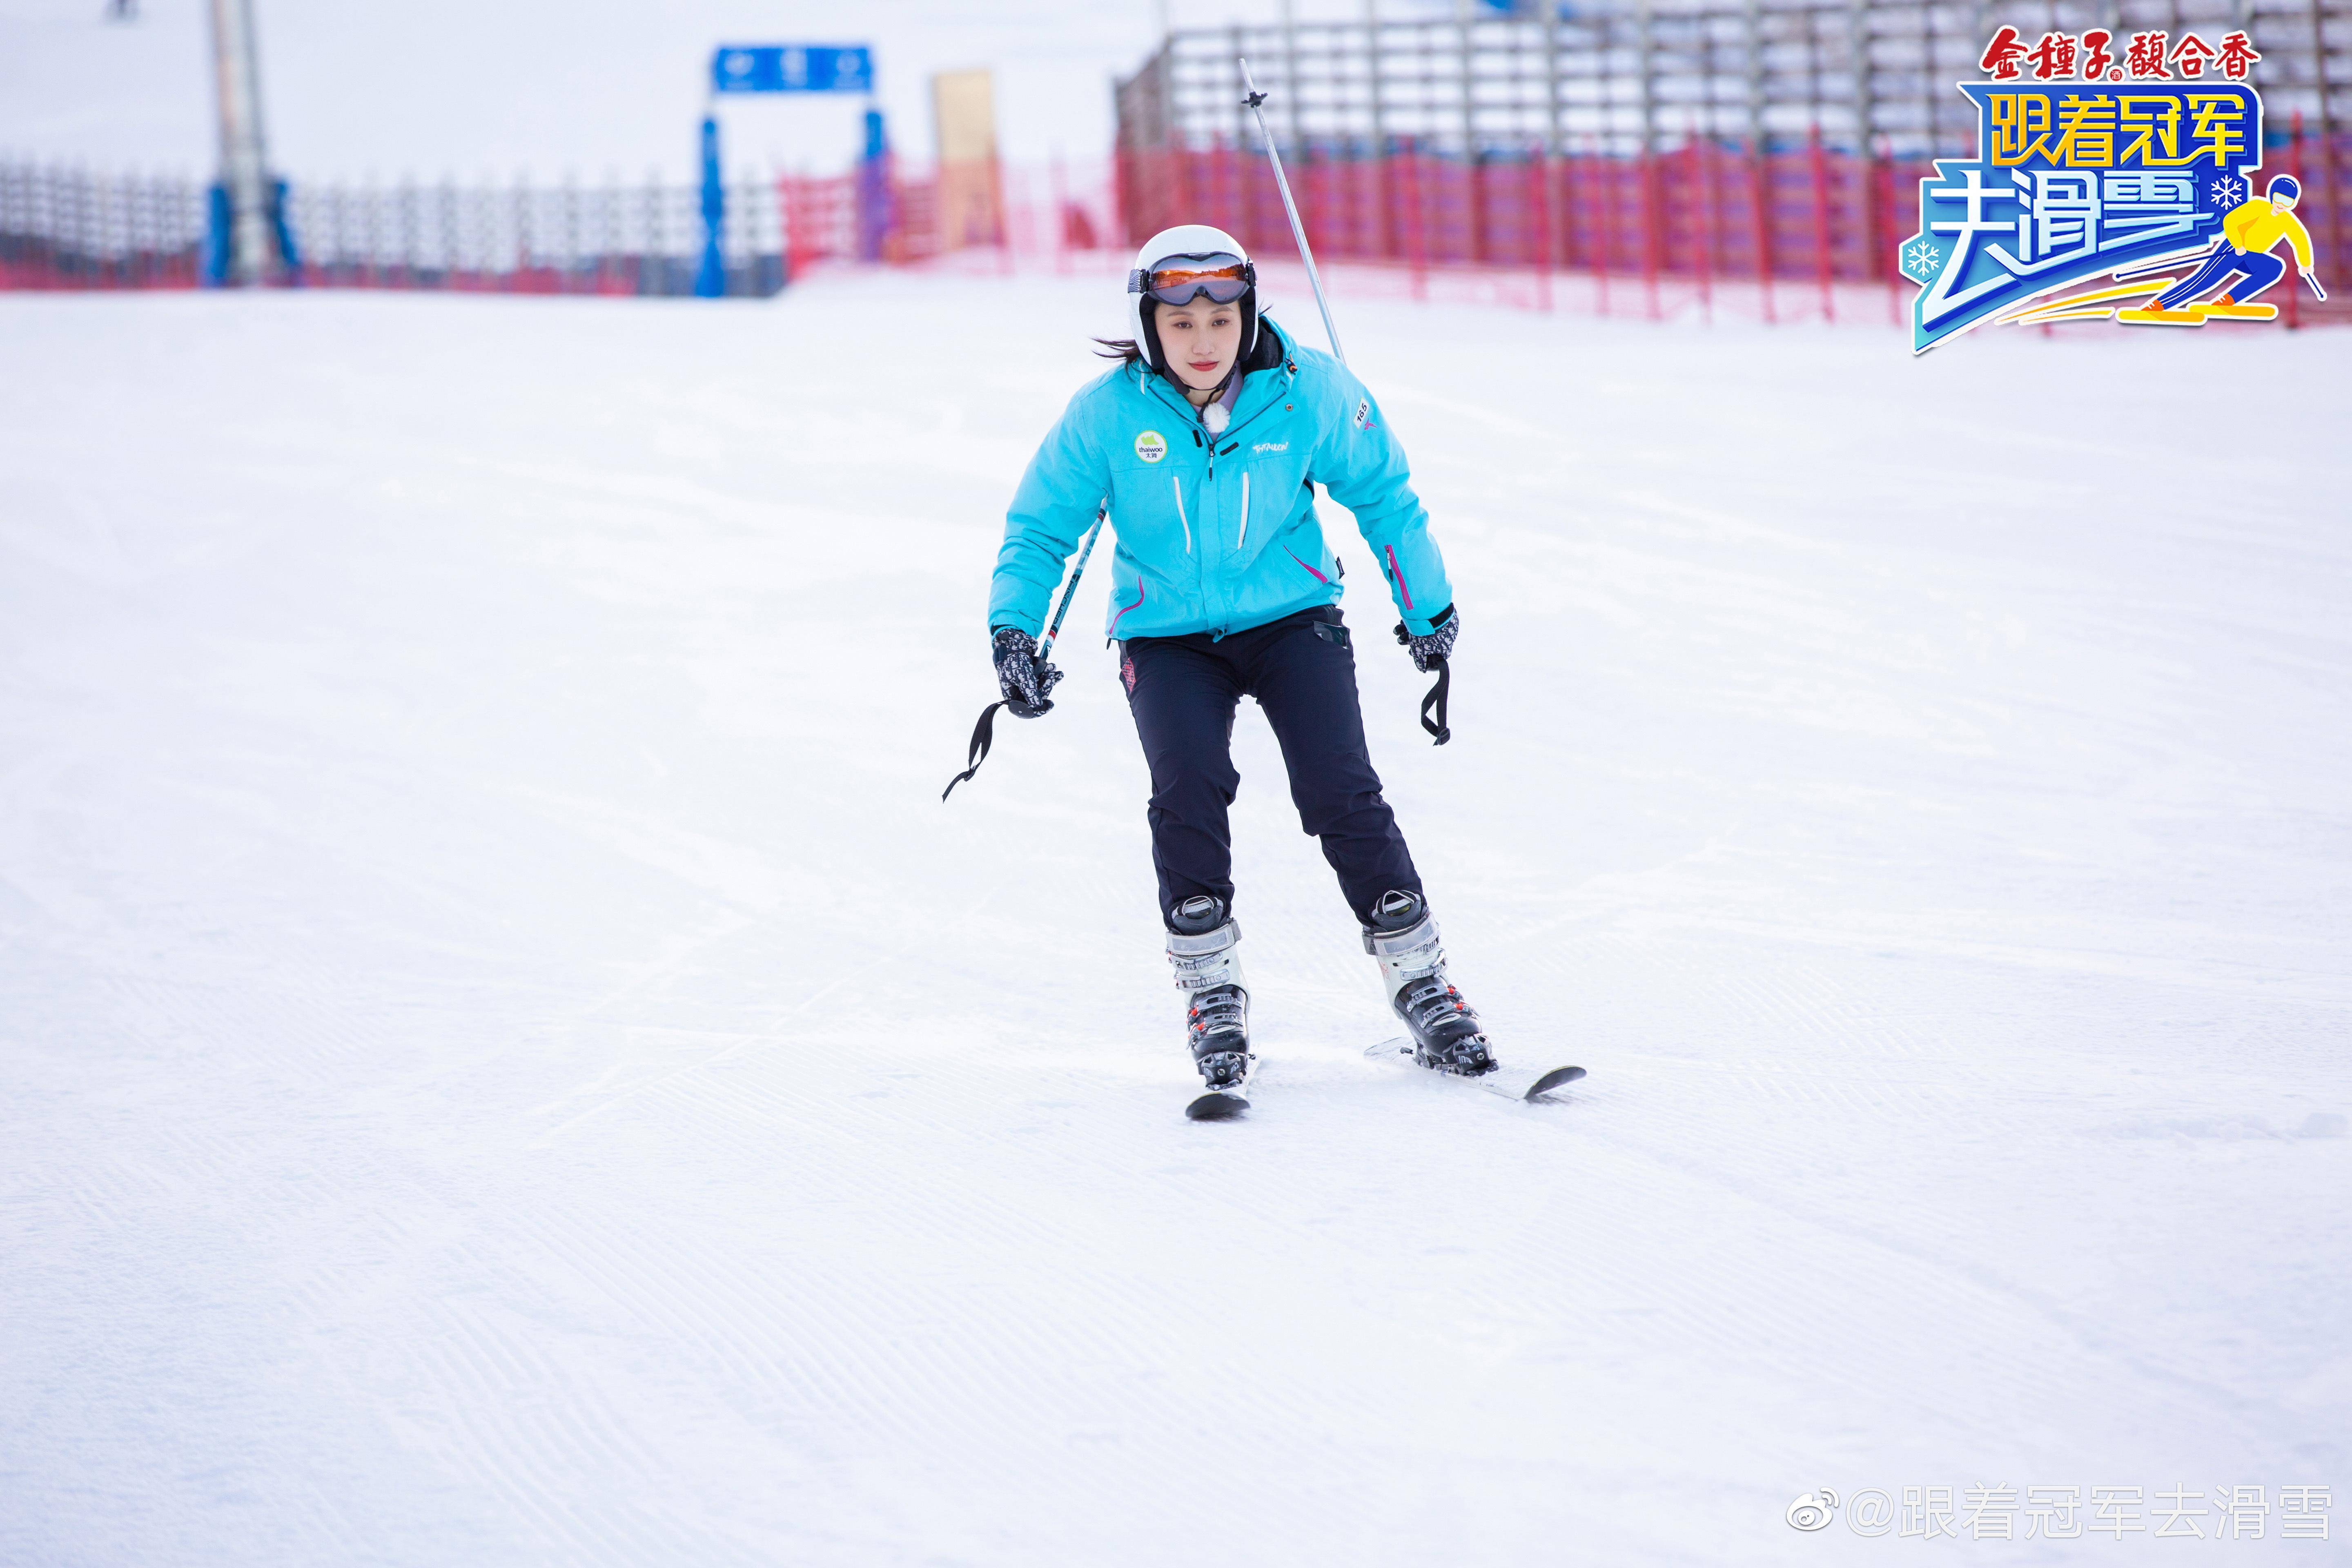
[2,278,2348,1566]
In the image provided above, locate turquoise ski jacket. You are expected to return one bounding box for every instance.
[989,320,1453,644]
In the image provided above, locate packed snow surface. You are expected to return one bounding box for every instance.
[2,277,2349,1566]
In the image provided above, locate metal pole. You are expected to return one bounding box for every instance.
[1456,0,1479,160]
[1920,3,1938,158]
[1542,0,1564,162]
[1281,0,1305,156]
[1636,0,1657,157]
[1037,512,1107,668]
[207,0,276,283]
[1232,24,1253,240]
[1240,57,1347,363]
[1745,0,1766,165]
[1454,0,1483,265]
[1365,0,1388,254]
[1051,146,1071,273]
[1540,0,1565,294]
[1848,0,1875,155]
[2312,0,2341,282]
[1849,0,1875,288]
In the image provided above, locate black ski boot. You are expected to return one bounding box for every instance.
[1363,889,1493,1076]
[1167,895,1251,1090]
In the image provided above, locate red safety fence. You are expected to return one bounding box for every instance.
[777,158,1119,277]
[0,244,202,290]
[12,137,2342,329]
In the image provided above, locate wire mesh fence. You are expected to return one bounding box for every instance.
[0,165,208,287]
[282,175,784,295]
[0,164,789,295]
[1,157,1124,295]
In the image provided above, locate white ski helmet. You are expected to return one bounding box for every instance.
[1127,224,1258,374]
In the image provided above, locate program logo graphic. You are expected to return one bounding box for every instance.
[1786,1489,1839,1531]
[1901,27,2327,351]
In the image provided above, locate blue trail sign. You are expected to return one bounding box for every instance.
[710,45,873,95]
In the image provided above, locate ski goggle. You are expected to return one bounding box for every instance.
[1128,254,1255,306]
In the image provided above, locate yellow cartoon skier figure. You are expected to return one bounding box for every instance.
[2130,175,2328,323]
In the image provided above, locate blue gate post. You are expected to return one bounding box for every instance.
[694,114,727,297]
[202,183,232,285]
[268,177,302,283]
[855,107,892,262]
[706,43,874,279]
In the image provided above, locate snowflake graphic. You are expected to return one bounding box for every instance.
[2210,175,2246,206]
[1902,238,1944,281]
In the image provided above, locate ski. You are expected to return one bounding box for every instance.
[1363,1038,1586,1103]
[1185,1087,1250,1121]
[1184,1048,1256,1121]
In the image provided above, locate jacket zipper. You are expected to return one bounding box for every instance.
[1147,372,1289,460]
[1385,543,1414,610]
[1139,354,1298,603]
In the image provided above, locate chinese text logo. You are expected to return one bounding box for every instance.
[1901,28,2327,351]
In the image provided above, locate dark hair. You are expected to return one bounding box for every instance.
[1094,337,1146,363]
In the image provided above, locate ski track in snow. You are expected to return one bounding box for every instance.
[2,276,2349,1566]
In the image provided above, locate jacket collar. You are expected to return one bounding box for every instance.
[1133,318,1296,429]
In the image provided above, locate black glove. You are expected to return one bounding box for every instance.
[1394,604,1458,673]
[991,626,1063,718]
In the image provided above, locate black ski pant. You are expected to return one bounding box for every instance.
[1119,606,1421,931]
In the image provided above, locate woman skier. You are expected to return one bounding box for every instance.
[986,224,1483,1096]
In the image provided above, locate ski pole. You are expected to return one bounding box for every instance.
[2109,243,2216,285]
[943,510,1106,802]
[1238,58,1345,365]
[1036,509,1106,669]
[2306,270,2330,301]
[1242,58,1454,745]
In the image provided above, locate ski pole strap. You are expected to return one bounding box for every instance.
[946,515,1097,805]
[941,700,1005,801]
[1420,657,1451,746]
